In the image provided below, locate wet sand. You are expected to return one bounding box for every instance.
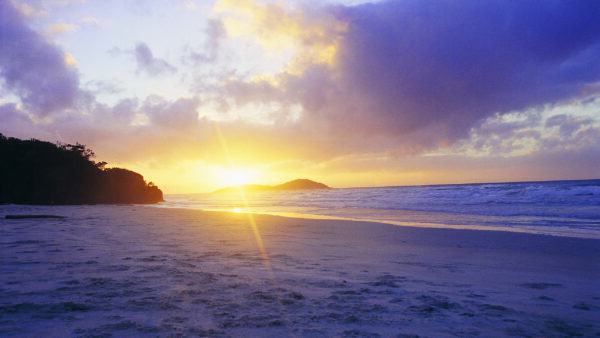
[1,205,599,336]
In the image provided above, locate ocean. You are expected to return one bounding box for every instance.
[161,179,600,239]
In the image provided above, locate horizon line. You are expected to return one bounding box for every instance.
[165,177,600,195]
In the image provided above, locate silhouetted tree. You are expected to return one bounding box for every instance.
[0,134,163,205]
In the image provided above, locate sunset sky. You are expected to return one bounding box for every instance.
[1,0,599,192]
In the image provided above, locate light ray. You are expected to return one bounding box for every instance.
[213,122,293,332]
[215,122,273,268]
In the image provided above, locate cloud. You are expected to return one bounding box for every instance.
[49,23,78,34]
[84,79,124,96]
[134,42,177,76]
[41,0,86,7]
[81,16,99,25]
[185,19,226,65]
[217,0,600,155]
[545,114,595,137]
[182,0,197,11]
[142,95,200,129]
[0,102,33,129]
[0,1,81,116]
[11,2,47,18]
[214,0,346,70]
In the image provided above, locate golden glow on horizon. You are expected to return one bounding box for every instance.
[213,123,263,189]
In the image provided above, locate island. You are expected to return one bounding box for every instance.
[0,134,163,205]
[214,178,331,193]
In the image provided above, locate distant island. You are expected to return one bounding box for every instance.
[214,179,331,193]
[0,134,163,205]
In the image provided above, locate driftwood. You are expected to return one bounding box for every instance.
[5,215,66,219]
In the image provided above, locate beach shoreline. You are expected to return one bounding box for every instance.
[2,204,599,336]
[162,179,600,240]
[161,205,600,240]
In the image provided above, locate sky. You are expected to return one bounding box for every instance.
[1,0,599,193]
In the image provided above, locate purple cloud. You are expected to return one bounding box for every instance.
[545,114,595,137]
[223,0,600,154]
[330,0,600,139]
[0,1,80,116]
[185,19,226,65]
[0,102,33,132]
[135,42,177,76]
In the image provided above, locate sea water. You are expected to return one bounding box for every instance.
[160,179,600,238]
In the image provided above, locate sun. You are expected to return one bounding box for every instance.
[220,168,256,187]
[229,170,249,186]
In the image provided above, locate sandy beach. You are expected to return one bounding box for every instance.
[1,204,599,337]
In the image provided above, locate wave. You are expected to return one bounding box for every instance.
[157,179,600,238]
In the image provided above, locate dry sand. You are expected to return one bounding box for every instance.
[1,204,599,336]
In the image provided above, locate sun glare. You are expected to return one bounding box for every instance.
[220,168,256,188]
[229,170,249,186]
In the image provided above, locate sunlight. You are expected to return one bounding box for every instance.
[213,123,275,286]
[223,168,254,187]
[232,207,242,213]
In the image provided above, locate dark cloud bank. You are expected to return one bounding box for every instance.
[227,0,600,153]
[0,1,80,116]
[337,0,600,143]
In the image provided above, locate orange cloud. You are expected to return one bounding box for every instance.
[213,0,346,74]
[50,23,78,34]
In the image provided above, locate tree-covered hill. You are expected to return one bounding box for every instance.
[0,134,163,204]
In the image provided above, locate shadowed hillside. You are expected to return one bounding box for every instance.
[214,179,330,193]
[0,134,163,205]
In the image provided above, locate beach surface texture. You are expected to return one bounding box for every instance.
[1,204,599,336]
